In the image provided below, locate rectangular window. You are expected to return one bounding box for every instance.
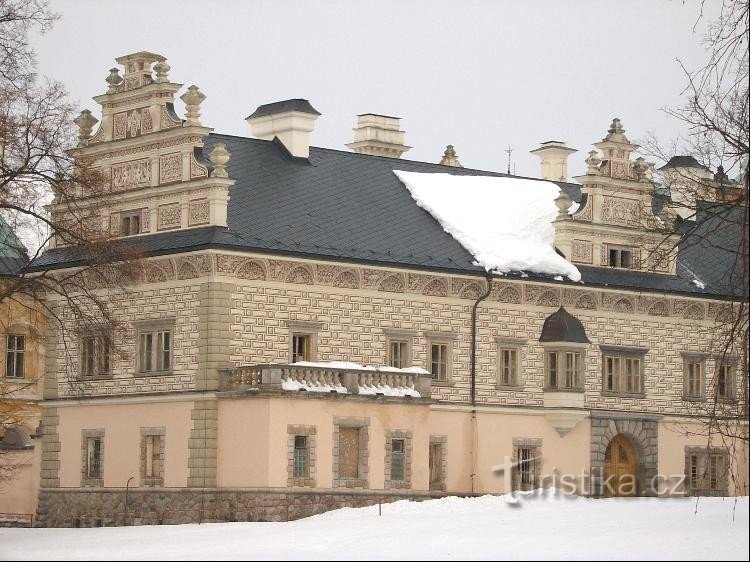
[293,435,309,479]
[87,437,102,479]
[291,334,311,363]
[5,334,25,378]
[608,247,634,269]
[546,350,582,390]
[685,360,704,398]
[429,441,445,491]
[391,438,405,481]
[716,364,735,401]
[120,211,142,236]
[430,343,449,382]
[144,435,161,479]
[686,449,729,496]
[80,334,111,377]
[499,348,518,386]
[138,330,171,373]
[512,445,540,492]
[603,353,643,394]
[389,340,409,369]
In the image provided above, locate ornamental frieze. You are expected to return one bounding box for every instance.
[157,203,181,230]
[159,153,182,184]
[601,196,641,226]
[113,108,153,140]
[491,283,522,304]
[111,159,151,190]
[188,199,209,226]
[571,240,593,264]
[673,299,705,320]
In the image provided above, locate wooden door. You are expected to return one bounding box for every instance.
[604,435,637,497]
[339,427,360,479]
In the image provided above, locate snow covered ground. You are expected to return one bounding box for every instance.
[1,493,747,561]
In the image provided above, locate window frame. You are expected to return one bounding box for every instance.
[383,329,415,370]
[605,244,637,269]
[286,320,322,364]
[293,435,310,479]
[600,345,647,397]
[384,430,412,489]
[81,429,105,487]
[134,319,176,376]
[682,353,708,401]
[79,330,113,379]
[496,338,526,388]
[119,210,143,237]
[713,357,737,402]
[140,427,165,487]
[5,334,25,379]
[511,438,543,492]
[425,332,457,384]
[287,425,317,487]
[684,447,729,496]
[543,344,586,392]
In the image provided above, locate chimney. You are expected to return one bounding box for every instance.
[246,99,321,159]
[530,141,577,181]
[346,114,411,158]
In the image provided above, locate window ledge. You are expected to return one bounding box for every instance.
[385,480,411,490]
[601,391,647,399]
[495,384,524,391]
[288,478,316,488]
[334,478,368,489]
[682,395,708,402]
[2,376,35,384]
[133,371,173,378]
[543,387,584,393]
[77,374,114,381]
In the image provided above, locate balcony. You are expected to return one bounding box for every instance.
[219,362,432,400]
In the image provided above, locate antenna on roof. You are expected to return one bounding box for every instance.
[504,145,514,175]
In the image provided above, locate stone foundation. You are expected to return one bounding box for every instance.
[36,487,430,527]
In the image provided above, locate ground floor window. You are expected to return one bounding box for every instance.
[685,448,729,496]
[512,439,542,492]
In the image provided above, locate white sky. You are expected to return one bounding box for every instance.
[32,0,718,179]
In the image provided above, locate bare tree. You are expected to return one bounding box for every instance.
[0,0,143,489]
[641,0,749,495]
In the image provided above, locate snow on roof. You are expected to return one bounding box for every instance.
[394,171,581,282]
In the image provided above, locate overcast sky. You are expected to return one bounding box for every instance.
[33,0,718,179]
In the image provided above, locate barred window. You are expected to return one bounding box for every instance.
[512,445,541,492]
[391,439,405,481]
[5,334,25,378]
[293,435,309,479]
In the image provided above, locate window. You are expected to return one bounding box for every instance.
[546,350,583,390]
[608,247,634,269]
[429,437,447,491]
[80,334,111,377]
[499,348,519,386]
[716,363,735,401]
[388,340,409,369]
[390,438,405,481]
[120,211,142,236]
[683,357,705,399]
[138,330,171,373]
[602,348,645,394]
[339,427,360,479]
[293,435,309,479]
[511,440,542,492]
[430,343,449,382]
[87,437,102,479]
[333,418,369,488]
[291,334,311,363]
[685,449,729,496]
[5,334,25,378]
[144,435,161,478]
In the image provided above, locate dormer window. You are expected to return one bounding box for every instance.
[120,211,142,236]
[608,247,633,269]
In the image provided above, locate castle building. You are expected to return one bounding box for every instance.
[24,53,748,526]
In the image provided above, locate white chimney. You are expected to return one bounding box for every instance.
[530,141,577,181]
[346,114,411,158]
[246,99,321,159]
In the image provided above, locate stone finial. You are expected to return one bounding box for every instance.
[608,118,624,135]
[439,145,462,167]
[714,165,729,184]
[209,143,231,177]
[106,68,123,93]
[585,150,601,174]
[633,157,649,181]
[153,60,171,83]
[554,188,573,219]
[180,85,206,126]
[73,109,99,143]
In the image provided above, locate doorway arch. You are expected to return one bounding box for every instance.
[604,434,637,497]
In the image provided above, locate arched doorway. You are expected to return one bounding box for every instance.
[604,435,637,497]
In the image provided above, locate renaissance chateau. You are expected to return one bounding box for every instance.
[1,52,747,527]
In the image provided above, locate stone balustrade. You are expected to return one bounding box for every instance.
[220,364,432,399]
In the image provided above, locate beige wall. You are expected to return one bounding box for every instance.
[218,396,431,491]
[56,400,193,488]
[0,445,40,517]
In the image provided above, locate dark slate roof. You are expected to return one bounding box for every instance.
[28,134,747,300]
[247,99,321,120]
[658,155,708,171]
[539,307,591,343]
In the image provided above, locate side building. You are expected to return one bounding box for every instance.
[29,53,748,527]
